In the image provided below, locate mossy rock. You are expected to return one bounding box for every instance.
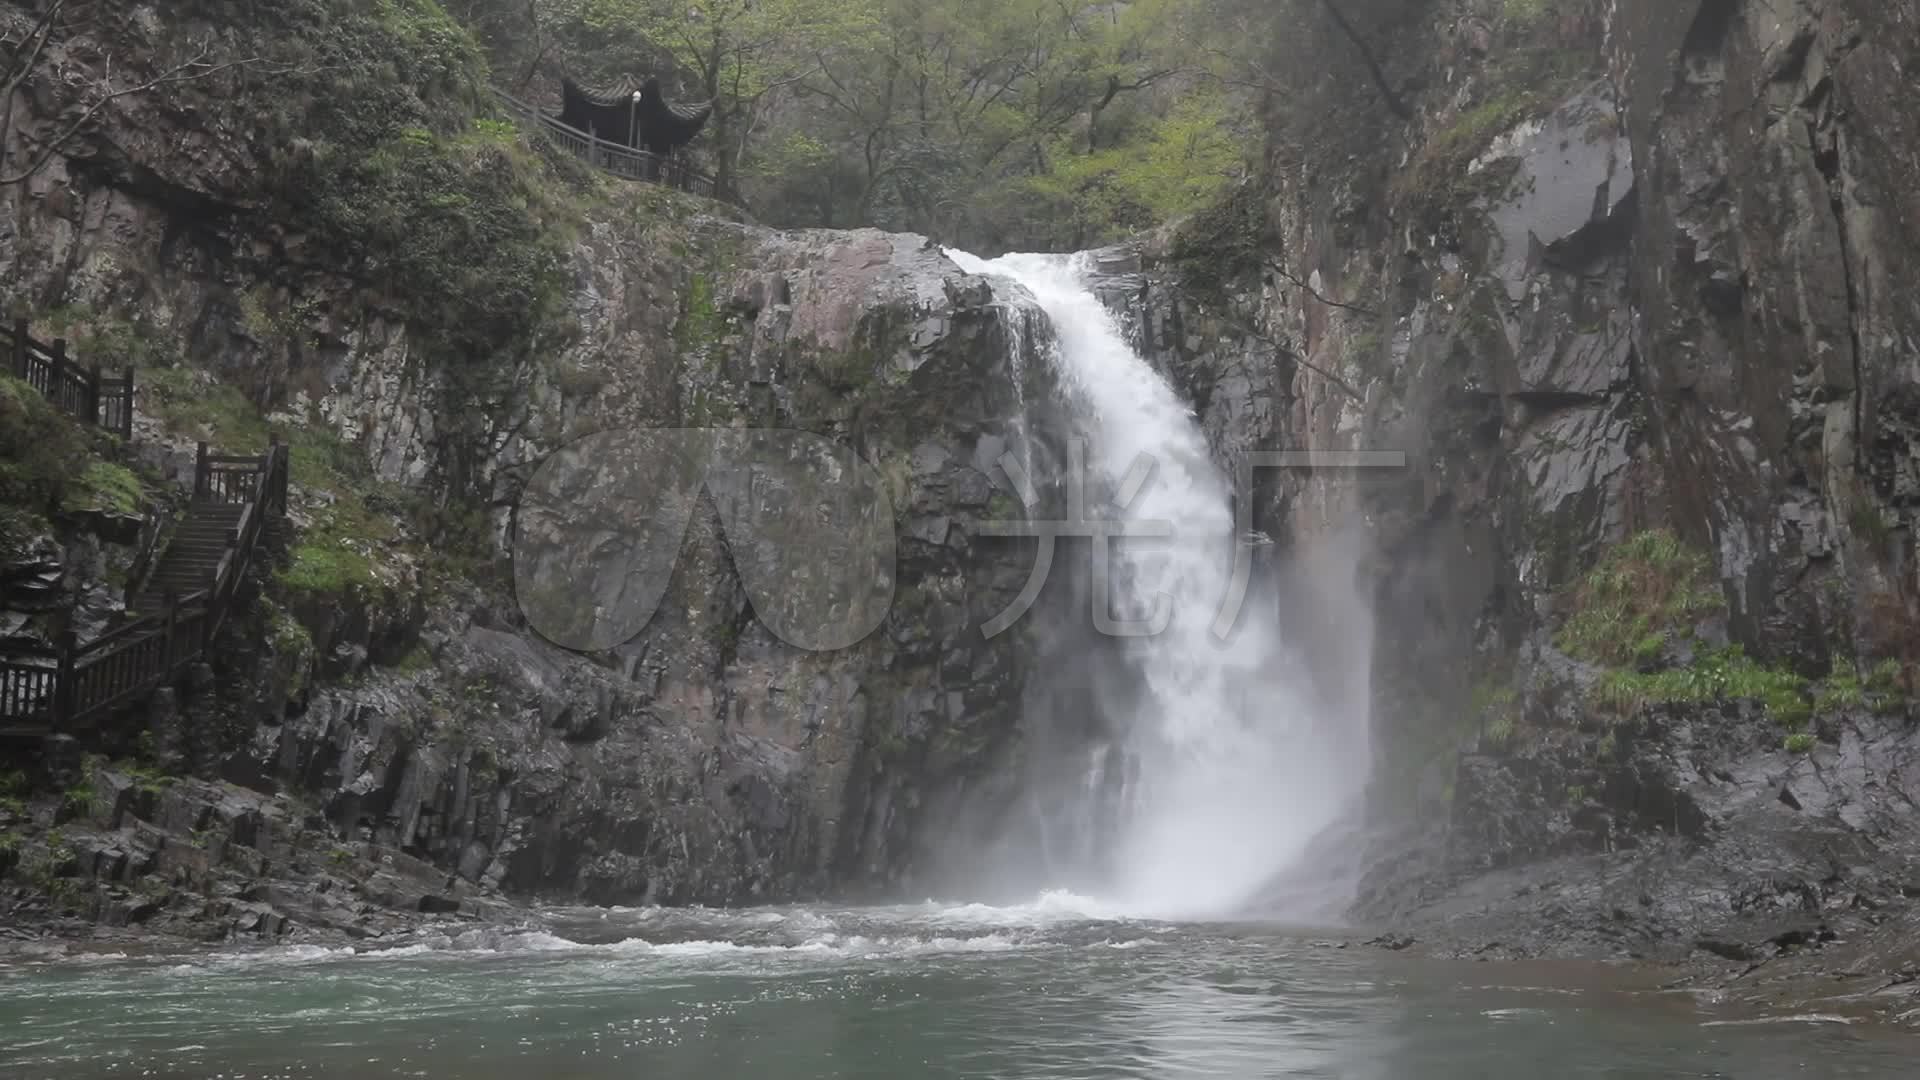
[0,375,90,511]
[61,462,145,517]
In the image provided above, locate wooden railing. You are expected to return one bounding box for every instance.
[7,318,135,438]
[0,440,289,733]
[491,88,732,203]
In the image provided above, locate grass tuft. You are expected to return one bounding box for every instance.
[1559,530,1722,667]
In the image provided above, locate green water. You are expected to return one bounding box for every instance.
[1,897,1912,1078]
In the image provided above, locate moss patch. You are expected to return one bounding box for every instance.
[0,375,91,511]
[61,462,145,516]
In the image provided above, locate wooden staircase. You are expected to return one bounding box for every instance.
[129,503,249,618]
[1,439,289,737]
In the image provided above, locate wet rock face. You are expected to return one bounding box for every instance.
[1126,0,1920,959]
[3,1,1047,913]
[236,225,1049,908]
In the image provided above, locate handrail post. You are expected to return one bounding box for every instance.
[51,337,68,407]
[54,629,77,728]
[87,362,102,426]
[204,569,220,647]
[163,591,177,667]
[121,367,135,438]
[10,318,24,379]
[194,441,209,500]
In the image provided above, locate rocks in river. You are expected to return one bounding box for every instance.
[0,770,508,950]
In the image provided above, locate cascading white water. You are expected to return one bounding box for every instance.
[948,249,1372,920]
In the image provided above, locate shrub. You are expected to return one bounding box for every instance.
[1784,733,1817,755]
[1593,646,1809,726]
[1471,678,1521,749]
[1814,659,1865,714]
[1559,530,1723,667]
[0,375,90,511]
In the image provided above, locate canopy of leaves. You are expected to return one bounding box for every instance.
[465,0,1258,251]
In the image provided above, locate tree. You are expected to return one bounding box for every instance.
[501,0,1255,248]
[563,0,877,196]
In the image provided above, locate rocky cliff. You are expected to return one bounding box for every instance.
[1116,0,1920,1008]
[6,0,1920,1008]
[1,0,1050,943]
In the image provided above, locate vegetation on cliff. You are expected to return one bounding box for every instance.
[461,0,1258,251]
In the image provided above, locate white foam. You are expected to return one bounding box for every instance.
[148,926,1034,975]
[891,889,1131,926]
[944,248,1374,919]
[1700,1014,1859,1027]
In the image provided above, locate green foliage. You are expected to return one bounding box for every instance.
[1558,530,1722,667]
[673,273,731,358]
[143,0,587,496]
[551,0,1255,247]
[1471,678,1520,750]
[1593,646,1811,727]
[62,462,145,516]
[0,375,90,512]
[0,505,51,564]
[291,123,578,371]
[281,532,383,601]
[390,644,435,674]
[1169,179,1270,302]
[1390,43,1594,215]
[1867,659,1908,697]
[142,366,272,451]
[37,307,185,372]
[0,771,28,818]
[113,760,177,798]
[1810,657,1912,716]
[276,428,409,604]
[60,784,99,820]
[270,604,316,659]
[25,830,77,892]
[1011,89,1247,249]
[1783,732,1817,755]
[1814,660,1864,714]
[1500,0,1554,23]
[1849,503,1896,550]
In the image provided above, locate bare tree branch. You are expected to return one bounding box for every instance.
[1207,307,1366,402]
[0,0,72,158]
[2,37,267,187]
[1316,0,1410,120]
[1265,259,1377,316]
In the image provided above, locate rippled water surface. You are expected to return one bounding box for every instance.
[3,896,1914,1078]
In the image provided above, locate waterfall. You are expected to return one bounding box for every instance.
[947,249,1374,920]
